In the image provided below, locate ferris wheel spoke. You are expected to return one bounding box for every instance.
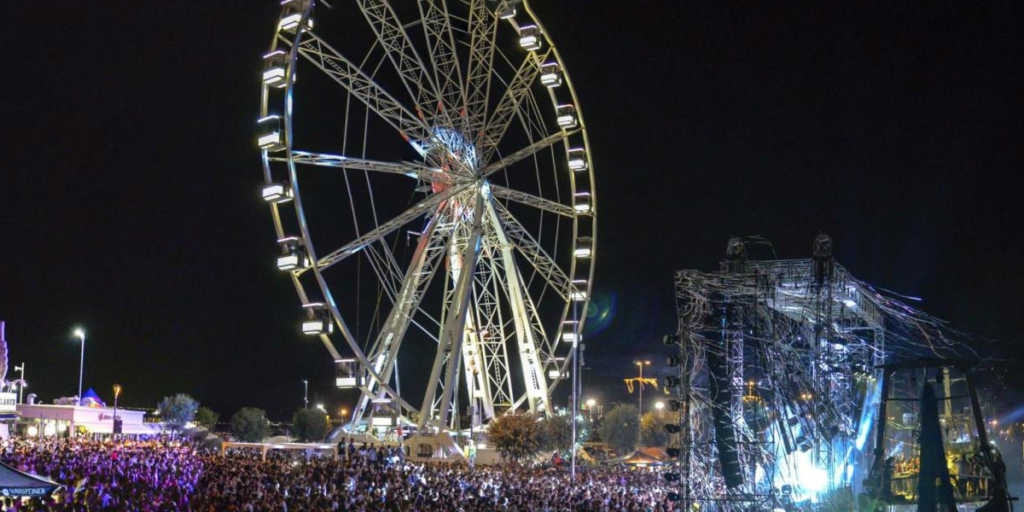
[275,150,458,184]
[483,199,552,415]
[284,31,434,151]
[355,0,442,123]
[490,200,572,302]
[307,184,470,275]
[463,0,499,139]
[417,0,467,127]
[476,49,552,163]
[352,208,454,423]
[478,129,574,180]
[419,193,485,429]
[489,184,574,218]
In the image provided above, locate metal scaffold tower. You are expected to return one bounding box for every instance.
[662,234,980,511]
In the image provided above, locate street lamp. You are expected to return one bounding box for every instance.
[72,327,86,407]
[633,360,651,446]
[315,403,326,413]
[654,401,665,412]
[585,398,597,421]
[112,384,122,434]
[302,379,309,409]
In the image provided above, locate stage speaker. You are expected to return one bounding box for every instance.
[707,343,743,488]
[113,418,123,434]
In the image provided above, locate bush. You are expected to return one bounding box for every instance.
[598,404,639,454]
[488,413,540,464]
[230,407,270,442]
[195,407,219,431]
[157,394,199,430]
[291,408,329,442]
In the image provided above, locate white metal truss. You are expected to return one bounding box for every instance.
[282,31,434,147]
[490,184,575,217]
[459,295,492,427]
[484,199,551,414]
[478,130,573,179]
[419,192,485,429]
[355,0,440,122]
[492,201,572,301]
[350,206,454,423]
[417,0,466,127]
[308,183,469,274]
[462,0,499,139]
[471,237,515,415]
[476,49,552,163]
[274,151,458,185]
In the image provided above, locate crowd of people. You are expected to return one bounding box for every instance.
[1,437,678,511]
[1,437,201,511]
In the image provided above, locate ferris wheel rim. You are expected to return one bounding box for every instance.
[257,0,597,427]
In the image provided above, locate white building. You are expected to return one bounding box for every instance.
[15,404,161,435]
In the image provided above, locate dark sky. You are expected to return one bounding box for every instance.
[2,2,1021,421]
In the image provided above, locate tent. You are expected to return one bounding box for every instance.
[80,388,105,408]
[609,447,669,466]
[0,462,60,498]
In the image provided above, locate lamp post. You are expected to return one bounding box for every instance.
[633,360,651,446]
[302,379,309,409]
[13,363,25,404]
[72,328,86,406]
[654,400,665,412]
[586,398,597,422]
[112,384,122,434]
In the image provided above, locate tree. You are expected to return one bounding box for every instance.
[291,408,329,442]
[599,404,638,454]
[195,406,219,431]
[488,413,541,464]
[230,407,270,442]
[640,411,669,447]
[537,414,572,452]
[157,394,199,430]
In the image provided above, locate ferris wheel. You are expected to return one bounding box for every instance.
[257,0,595,432]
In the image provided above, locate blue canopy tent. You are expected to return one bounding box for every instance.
[0,462,60,498]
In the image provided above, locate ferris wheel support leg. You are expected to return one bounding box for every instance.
[419,193,485,431]
[484,199,552,415]
[350,208,450,426]
[460,304,494,425]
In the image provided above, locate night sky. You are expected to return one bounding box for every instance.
[2,2,1021,422]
